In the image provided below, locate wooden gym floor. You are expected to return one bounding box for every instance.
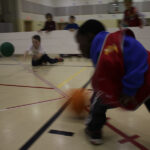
[0,56,149,150]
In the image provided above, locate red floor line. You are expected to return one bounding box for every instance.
[119,135,140,143]
[85,106,148,150]
[5,97,65,110]
[0,83,54,90]
[106,122,149,150]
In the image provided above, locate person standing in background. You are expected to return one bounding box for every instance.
[40,13,56,32]
[122,0,143,28]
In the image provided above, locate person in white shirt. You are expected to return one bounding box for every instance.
[24,35,63,66]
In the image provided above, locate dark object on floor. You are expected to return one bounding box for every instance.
[49,129,74,136]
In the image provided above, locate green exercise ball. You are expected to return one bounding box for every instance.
[0,42,15,57]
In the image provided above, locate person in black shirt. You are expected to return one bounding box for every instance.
[40,13,56,32]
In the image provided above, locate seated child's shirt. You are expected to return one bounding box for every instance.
[27,45,45,57]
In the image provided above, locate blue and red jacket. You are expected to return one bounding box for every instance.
[91,30,150,110]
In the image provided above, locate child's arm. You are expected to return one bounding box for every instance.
[122,36,148,97]
[24,51,29,60]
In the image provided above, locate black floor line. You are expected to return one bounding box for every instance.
[19,100,70,150]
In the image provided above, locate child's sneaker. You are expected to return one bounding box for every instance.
[55,57,64,62]
[85,128,103,145]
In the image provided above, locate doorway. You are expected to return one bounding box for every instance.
[24,20,33,31]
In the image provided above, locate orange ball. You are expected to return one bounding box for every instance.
[68,88,88,114]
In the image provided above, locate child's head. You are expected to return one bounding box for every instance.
[32,35,41,49]
[45,13,53,21]
[125,28,136,39]
[124,0,133,9]
[69,16,76,23]
[76,19,106,58]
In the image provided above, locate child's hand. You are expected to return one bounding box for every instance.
[119,94,136,107]
[69,29,75,32]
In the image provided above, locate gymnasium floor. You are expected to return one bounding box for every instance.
[0,56,150,150]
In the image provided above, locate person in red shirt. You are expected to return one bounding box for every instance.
[122,0,143,28]
[76,19,150,145]
[40,13,56,32]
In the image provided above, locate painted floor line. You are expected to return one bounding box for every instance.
[0,83,54,90]
[0,97,65,112]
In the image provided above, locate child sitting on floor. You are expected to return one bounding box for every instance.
[24,35,63,66]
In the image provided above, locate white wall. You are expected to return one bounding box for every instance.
[0,27,150,54]
[26,0,55,6]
